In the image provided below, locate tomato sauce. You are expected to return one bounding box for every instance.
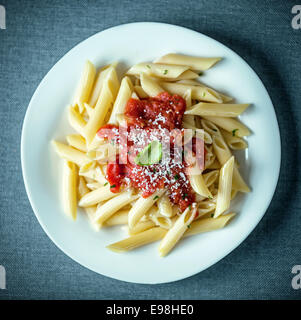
[97,92,203,211]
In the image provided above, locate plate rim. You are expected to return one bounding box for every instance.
[21,21,281,284]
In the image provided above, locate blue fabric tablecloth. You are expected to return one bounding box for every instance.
[0,0,300,299]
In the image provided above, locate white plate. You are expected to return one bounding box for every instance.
[21,22,281,284]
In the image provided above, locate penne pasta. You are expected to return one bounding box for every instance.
[134,85,148,98]
[196,199,216,218]
[188,173,212,198]
[52,141,90,167]
[203,116,251,137]
[73,60,96,106]
[128,220,156,235]
[161,82,222,103]
[83,66,119,144]
[94,190,138,226]
[108,76,133,125]
[185,213,236,236]
[103,209,129,226]
[128,190,164,229]
[203,170,219,187]
[127,62,190,79]
[107,213,236,253]
[140,73,164,97]
[214,156,234,218]
[185,102,250,117]
[68,105,86,134]
[88,64,112,107]
[78,163,107,184]
[220,128,248,150]
[62,161,77,220]
[66,134,87,152]
[157,194,173,218]
[78,184,119,207]
[212,135,250,192]
[155,53,221,71]
[177,80,233,102]
[158,205,197,257]
[107,227,167,253]
[52,54,252,258]
[78,176,101,230]
[183,89,192,108]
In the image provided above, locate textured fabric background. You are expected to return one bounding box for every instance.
[0,0,300,300]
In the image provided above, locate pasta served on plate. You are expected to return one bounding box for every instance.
[52,53,251,257]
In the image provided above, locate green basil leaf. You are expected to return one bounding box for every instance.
[134,140,162,166]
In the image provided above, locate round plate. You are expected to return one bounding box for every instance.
[21,22,281,284]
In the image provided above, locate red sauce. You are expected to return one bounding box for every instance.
[97,92,204,211]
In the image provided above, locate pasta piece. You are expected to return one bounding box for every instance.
[131,91,139,99]
[214,156,234,218]
[177,80,233,102]
[200,118,221,137]
[150,215,174,230]
[52,141,90,166]
[87,135,106,151]
[78,163,106,184]
[83,66,119,144]
[231,189,238,200]
[108,76,133,125]
[203,170,219,187]
[140,73,164,97]
[183,89,192,108]
[103,209,129,226]
[66,134,87,152]
[86,182,103,190]
[185,102,250,117]
[127,62,190,79]
[73,60,96,106]
[62,161,77,220]
[128,190,164,228]
[164,70,199,81]
[107,227,167,253]
[134,85,148,98]
[78,184,119,207]
[188,173,212,198]
[94,190,138,226]
[220,129,248,150]
[196,199,216,218]
[158,205,197,257]
[107,213,236,253]
[185,213,236,236]
[128,220,156,235]
[155,53,221,71]
[212,135,250,192]
[160,82,222,103]
[86,143,117,163]
[157,194,173,218]
[203,116,251,137]
[68,105,86,134]
[78,176,101,230]
[84,103,94,118]
[206,159,220,169]
[88,64,112,107]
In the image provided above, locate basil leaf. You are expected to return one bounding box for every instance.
[134,141,162,166]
